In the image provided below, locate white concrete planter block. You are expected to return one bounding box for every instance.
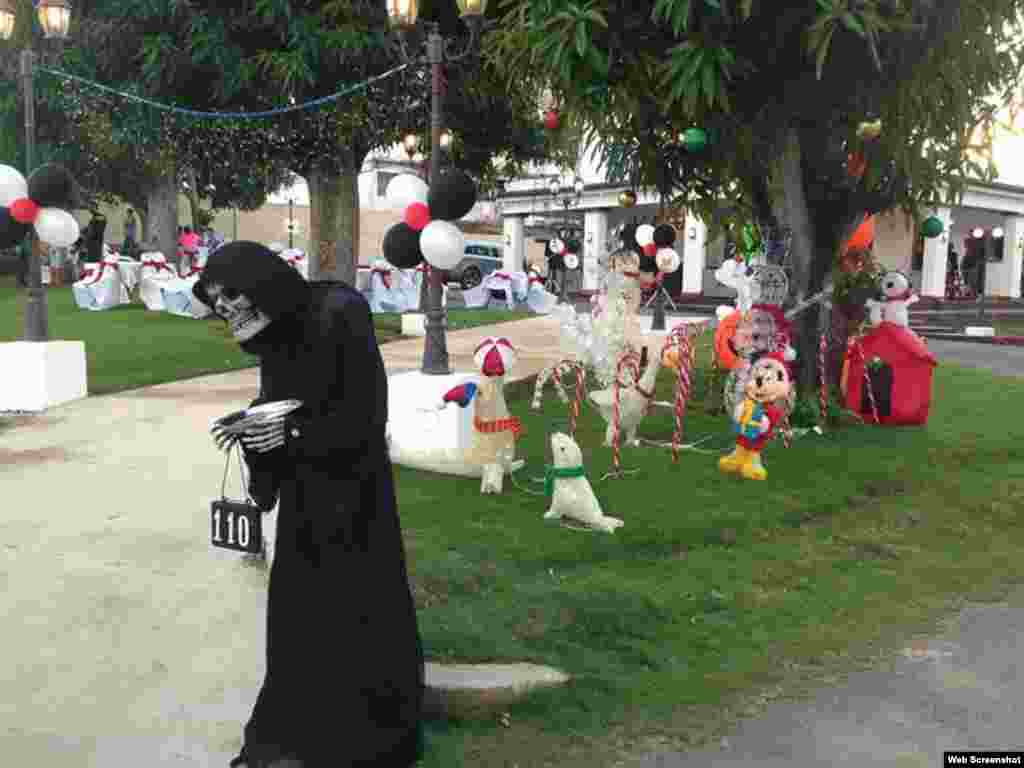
[401,313,426,337]
[0,341,87,412]
[386,370,482,476]
[965,326,996,337]
[638,314,711,336]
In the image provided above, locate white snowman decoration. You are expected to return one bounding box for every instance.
[866,270,917,327]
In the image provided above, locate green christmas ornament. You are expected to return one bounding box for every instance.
[921,216,944,239]
[681,127,707,152]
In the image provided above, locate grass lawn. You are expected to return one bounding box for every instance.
[992,318,1024,336]
[401,332,1024,767]
[0,276,525,396]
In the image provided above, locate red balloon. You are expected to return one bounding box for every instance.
[643,242,657,257]
[846,152,867,179]
[10,197,39,224]
[845,215,876,252]
[404,202,431,231]
[544,109,560,130]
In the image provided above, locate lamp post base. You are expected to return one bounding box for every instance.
[421,270,451,375]
[651,289,667,331]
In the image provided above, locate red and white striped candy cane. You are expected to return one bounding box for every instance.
[612,351,642,473]
[851,340,880,425]
[572,363,585,436]
[659,331,694,463]
[819,332,828,425]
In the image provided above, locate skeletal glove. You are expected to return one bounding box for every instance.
[240,416,286,454]
[210,409,246,452]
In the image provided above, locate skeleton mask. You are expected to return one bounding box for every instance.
[204,282,273,342]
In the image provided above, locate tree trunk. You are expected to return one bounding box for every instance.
[146,170,178,266]
[307,164,359,286]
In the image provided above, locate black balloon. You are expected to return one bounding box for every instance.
[382,222,424,269]
[620,224,638,248]
[427,170,477,221]
[639,254,658,274]
[0,207,30,250]
[653,224,676,247]
[27,163,78,209]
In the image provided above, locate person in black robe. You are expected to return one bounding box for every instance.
[193,242,424,768]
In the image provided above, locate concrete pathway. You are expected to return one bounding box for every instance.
[627,587,1024,768]
[0,315,565,768]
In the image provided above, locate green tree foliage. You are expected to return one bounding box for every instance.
[491,0,1024,390]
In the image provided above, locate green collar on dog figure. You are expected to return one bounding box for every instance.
[544,465,586,496]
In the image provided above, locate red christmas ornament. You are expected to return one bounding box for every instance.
[404,202,431,231]
[10,197,39,224]
[846,152,867,179]
[643,243,657,257]
[544,109,560,131]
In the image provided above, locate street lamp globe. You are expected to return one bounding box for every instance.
[38,0,72,39]
[403,132,419,158]
[439,129,453,150]
[548,177,560,197]
[386,0,418,28]
[0,0,15,41]
[573,176,584,196]
[456,0,488,17]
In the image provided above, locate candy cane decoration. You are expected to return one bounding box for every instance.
[572,364,585,435]
[611,351,642,473]
[850,340,880,425]
[659,328,694,463]
[819,332,828,426]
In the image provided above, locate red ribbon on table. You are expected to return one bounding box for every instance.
[491,271,511,281]
[372,267,392,290]
[141,259,174,274]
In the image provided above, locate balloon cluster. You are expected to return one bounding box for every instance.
[548,237,580,270]
[0,164,80,249]
[619,222,681,274]
[382,170,478,271]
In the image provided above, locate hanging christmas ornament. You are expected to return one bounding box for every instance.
[544,109,560,130]
[856,120,883,141]
[921,216,944,239]
[549,237,567,256]
[619,190,637,208]
[680,127,707,152]
[642,242,657,257]
[846,152,867,179]
[564,252,579,270]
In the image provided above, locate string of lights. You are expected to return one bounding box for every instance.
[35,62,411,120]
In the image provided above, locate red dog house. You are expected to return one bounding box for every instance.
[843,322,937,425]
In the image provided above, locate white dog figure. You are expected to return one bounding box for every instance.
[878,270,918,327]
[543,432,624,533]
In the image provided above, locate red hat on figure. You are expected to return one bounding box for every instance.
[474,336,517,378]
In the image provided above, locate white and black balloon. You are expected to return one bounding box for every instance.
[385,174,430,210]
[383,221,424,269]
[0,164,80,249]
[427,170,477,221]
[419,220,465,270]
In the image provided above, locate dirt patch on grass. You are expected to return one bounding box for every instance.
[0,445,76,468]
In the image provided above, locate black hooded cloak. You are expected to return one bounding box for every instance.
[195,244,424,768]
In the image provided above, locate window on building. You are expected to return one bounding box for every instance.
[377,171,397,199]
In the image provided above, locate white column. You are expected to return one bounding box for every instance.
[1005,216,1024,299]
[583,209,609,291]
[681,213,706,295]
[502,215,524,273]
[920,206,953,298]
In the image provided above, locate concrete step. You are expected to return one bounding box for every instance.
[423,662,570,721]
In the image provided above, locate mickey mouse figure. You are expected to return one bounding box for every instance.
[718,351,791,481]
[866,270,918,327]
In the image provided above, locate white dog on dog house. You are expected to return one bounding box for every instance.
[543,432,624,533]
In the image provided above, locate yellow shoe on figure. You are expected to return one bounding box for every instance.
[719,445,747,473]
[740,451,767,481]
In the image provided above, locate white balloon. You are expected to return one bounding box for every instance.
[656,247,681,273]
[0,165,28,208]
[549,237,565,255]
[419,220,465,270]
[635,224,655,247]
[34,208,80,248]
[563,253,580,270]
[385,174,430,210]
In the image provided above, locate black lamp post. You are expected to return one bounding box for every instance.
[386,0,490,376]
[0,0,72,343]
[549,176,583,303]
[287,197,295,250]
